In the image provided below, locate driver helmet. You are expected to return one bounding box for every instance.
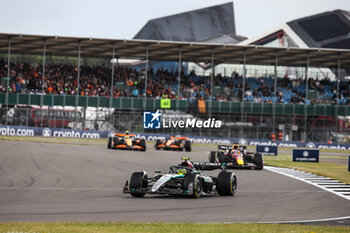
[176,168,187,175]
[124,130,129,138]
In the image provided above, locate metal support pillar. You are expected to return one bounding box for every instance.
[75,40,81,129]
[335,55,341,132]
[144,46,149,109]
[77,40,81,96]
[109,45,116,128]
[303,53,309,142]
[40,39,46,127]
[5,37,11,126]
[111,45,116,98]
[210,48,214,102]
[273,51,278,136]
[210,48,214,114]
[177,47,181,111]
[210,48,214,137]
[240,49,246,138]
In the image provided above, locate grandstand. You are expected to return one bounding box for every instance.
[1,60,349,105]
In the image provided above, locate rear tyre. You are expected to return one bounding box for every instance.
[107,137,112,149]
[254,153,263,170]
[184,174,201,198]
[139,139,146,152]
[217,152,225,163]
[184,141,191,152]
[209,151,217,163]
[216,171,237,196]
[129,171,148,197]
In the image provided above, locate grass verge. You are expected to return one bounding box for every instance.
[264,153,350,184]
[0,222,349,233]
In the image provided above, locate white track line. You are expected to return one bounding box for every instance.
[256,215,350,224]
[265,166,350,201]
[0,187,123,191]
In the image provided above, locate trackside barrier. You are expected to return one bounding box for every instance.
[293,149,319,162]
[2,93,350,116]
[256,145,278,156]
[1,125,350,151]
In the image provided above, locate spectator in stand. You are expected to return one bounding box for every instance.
[0,60,349,105]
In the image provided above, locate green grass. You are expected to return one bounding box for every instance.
[0,222,349,233]
[264,153,350,184]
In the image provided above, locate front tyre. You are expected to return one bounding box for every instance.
[217,152,225,163]
[209,151,217,163]
[184,174,201,198]
[254,153,263,170]
[216,171,237,196]
[155,139,161,150]
[129,171,148,197]
[184,141,191,152]
[107,137,112,149]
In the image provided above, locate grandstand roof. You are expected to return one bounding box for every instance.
[240,9,350,51]
[287,9,350,49]
[133,2,241,43]
[0,33,350,69]
[200,34,247,44]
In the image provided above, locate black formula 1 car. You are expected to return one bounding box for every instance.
[123,158,237,198]
[155,136,191,152]
[209,144,263,170]
[107,132,146,151]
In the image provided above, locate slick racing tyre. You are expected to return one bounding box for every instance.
[155,139,161,150]
[139,139,146,152]
[254,153,263,170]
[129,171,148,197]
[217,152,225,163]
[107,137,112,149]
[216,171,237,196]
[184,141,191,152]
[209,151,217,163]
[184,174,201,198]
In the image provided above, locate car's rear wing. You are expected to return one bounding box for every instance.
[114,133,136,137]
[218,145,233,150]
[192,162,223,171]
[176,136,189,140]
[218,145,246,150]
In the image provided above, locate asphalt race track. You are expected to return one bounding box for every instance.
[0,140,349,224]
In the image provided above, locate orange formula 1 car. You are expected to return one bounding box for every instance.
[155,136,191,152]
[107,132,146,151]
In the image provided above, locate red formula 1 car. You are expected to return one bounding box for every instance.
[107,132,146,151]
[155,136,191,152]
[209,145,263,170]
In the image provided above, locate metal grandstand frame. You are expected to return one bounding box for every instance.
[1,33,350,141]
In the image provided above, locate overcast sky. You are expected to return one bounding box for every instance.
[1,0,349,39]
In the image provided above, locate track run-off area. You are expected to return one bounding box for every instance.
[0,140,349,224]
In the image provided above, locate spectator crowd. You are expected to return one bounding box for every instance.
[0,59,349,105]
